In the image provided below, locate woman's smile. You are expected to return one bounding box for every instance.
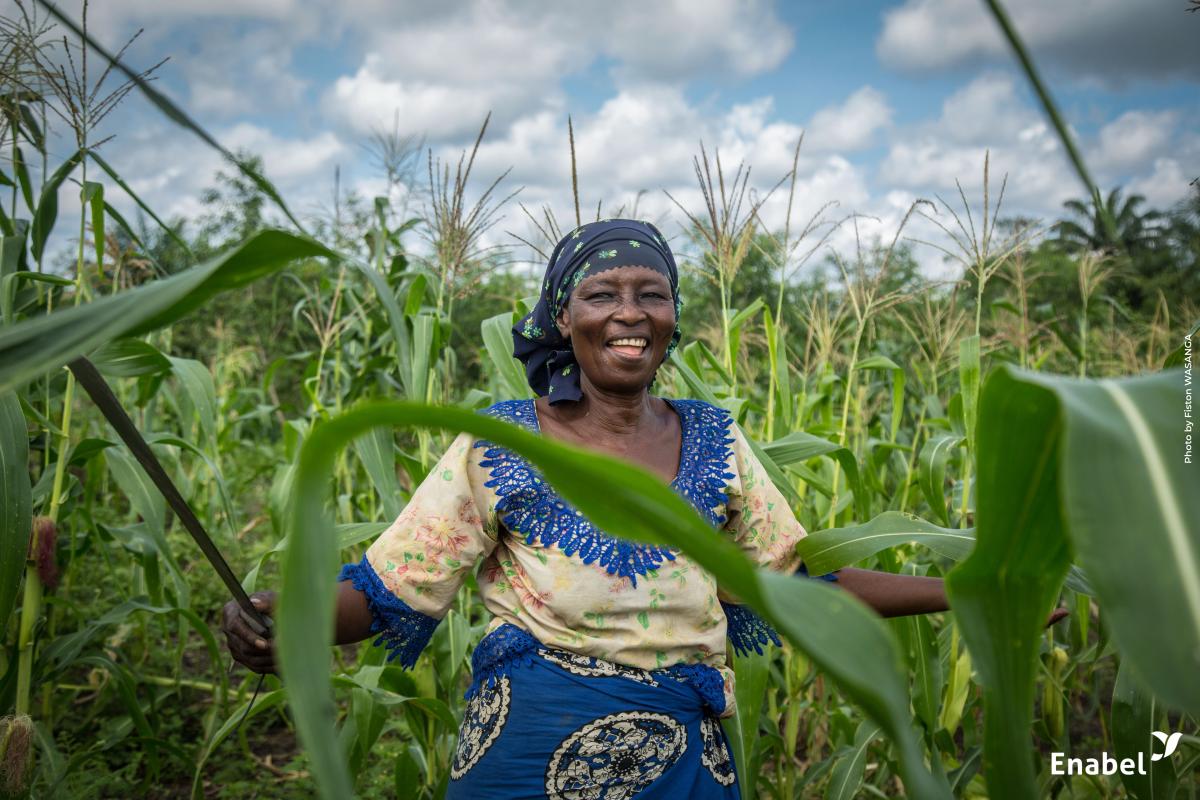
[607,336,650,358]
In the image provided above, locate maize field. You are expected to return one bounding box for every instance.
[0,1,1197,798]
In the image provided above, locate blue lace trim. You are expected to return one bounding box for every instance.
[671,662,727,715]
[474,399,735,586]
[722,601,782,657]
[465,623,726,715]
[463,622,541,700]
[338,556,440,669]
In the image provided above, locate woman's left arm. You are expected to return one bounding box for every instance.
[832,567,1070,627]
[828,567,947,617]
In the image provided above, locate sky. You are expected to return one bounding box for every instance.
[19,0,1200,277]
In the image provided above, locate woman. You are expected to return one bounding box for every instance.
[222,219,1060,798]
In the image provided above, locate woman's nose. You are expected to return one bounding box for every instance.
[612,294,649,322]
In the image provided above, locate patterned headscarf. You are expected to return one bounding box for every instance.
[512,219,682,404]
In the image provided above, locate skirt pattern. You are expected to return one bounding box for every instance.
[446,623,740,799]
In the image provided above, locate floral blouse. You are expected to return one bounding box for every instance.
[339,398,823,717]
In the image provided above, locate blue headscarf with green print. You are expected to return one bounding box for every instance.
[512,218,682,404]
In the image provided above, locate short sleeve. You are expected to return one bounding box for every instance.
[723,425,807,574]
[719,425,838,656]
[339,432,497,667]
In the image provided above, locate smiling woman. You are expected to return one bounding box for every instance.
[220,219,1052,799]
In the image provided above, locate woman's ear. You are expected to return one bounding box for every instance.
[555,307,570,340]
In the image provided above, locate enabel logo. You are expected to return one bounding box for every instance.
[1150,731,1182,761]
[1051,730,1182,776]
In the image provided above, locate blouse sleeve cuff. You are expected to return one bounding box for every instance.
[797,562,840,582]
[721,600,782,657]
[339,555,440,669]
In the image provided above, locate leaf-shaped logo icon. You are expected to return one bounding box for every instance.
[1150,731,1182,761]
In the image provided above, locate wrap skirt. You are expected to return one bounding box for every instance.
[445,623,741,799]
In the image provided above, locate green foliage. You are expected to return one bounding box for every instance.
[0,2,1196,797]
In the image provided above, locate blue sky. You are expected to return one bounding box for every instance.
[33,0,1200,274]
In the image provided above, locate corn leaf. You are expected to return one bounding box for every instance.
[0,229,334,395]
[0,392,31,627]
[946,366,1195,799]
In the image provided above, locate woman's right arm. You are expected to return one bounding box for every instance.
[221,431,497,674]
[221,580,376,674]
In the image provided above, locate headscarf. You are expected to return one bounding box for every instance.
[512,219,682,404]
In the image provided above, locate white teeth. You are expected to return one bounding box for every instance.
[608,338,648,347]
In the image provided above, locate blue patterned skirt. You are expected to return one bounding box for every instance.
[445,623,740,799]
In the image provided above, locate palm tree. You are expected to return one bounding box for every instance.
[1054,187,1163,256]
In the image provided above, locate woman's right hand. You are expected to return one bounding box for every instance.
[221,592,276,674]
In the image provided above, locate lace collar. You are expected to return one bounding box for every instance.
[474,398,735,584]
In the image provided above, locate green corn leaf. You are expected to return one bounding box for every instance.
[957,335,980,445]
[354,428,405,521]
[0,392,31,627]
[280,402,949,800]
[349,259,412,394]
[944,367,1072,798]
[82,181,105,271]
[88,152,194,253]
[918,435,964,527]
[168,357,219,448]
[824,720,881,800]
[1024,369,1198,712]
[797,511,1095,594]
[725,647,771,800]
[30,148,85,264]
[797,511,975,576]
[763,430,868,520]
[741,427,802,507]
[89,339,172,378]
[13,145,34,212]
[0,229,334,394]
[946,366,1196,800]
[1161,320,1198,369]
[856,355,906,443]
[907,614,942,732]
[1111,662,1177,800]
[481,311,532,400]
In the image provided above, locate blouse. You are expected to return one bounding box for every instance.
[339,398,818,718]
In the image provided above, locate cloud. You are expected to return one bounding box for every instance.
[877,0,1200,84]
[102,122,345,225]
[322,0,791,141]
[326,55,528,140]
[805,87,893,152]
[1089,110,1178,174]
[879,74,1077,215]
[1126,158,1193,210]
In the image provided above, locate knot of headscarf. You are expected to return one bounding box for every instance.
[512,218,682,404]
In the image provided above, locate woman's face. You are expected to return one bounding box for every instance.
[556,266,676,396]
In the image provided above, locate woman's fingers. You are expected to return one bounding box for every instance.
[221,596,277,673]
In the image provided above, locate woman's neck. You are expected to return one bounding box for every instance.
[543,382,659,439]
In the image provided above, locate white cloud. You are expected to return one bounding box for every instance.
[1126,158,1191,210]
[326,55,522,140]
[877,0,1199,84]
[1090,110,1177,174]
[805,87,893,152]
[322,0,791,141]
[878,74,1080,217]
[101,123,345,227]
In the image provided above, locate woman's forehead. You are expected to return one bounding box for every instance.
[575,266,672,289]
